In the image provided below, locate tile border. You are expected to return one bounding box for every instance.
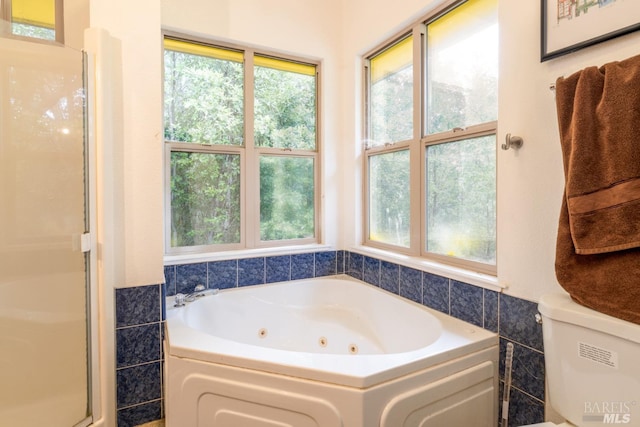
[115,249,545,426]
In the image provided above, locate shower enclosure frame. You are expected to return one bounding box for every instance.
[0,27,103,427]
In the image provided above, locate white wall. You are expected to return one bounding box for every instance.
[339,0,640,302]
[337,0,453,255]
[161,0,344,250]
[90,0,640,302]
[64,0,90,50]
[497,0,640,301]
[90,0,345,287]
[89,0,164,288]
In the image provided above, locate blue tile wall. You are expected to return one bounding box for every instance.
[336,250,345,274]
[117,401,162,427]
[423,272,450,314]
[380,261,399,294]
[208,259,238,290]
[484,289,500,333]
[363,256,381,286]
[399,266,422,303]
[291,252,315,280]
[345,250,546,426]
[498,293,546,426]
[500,338,545,401]
[450,280,484,328]
[500,293,544,351]
[117,249,546,426]
[163,251,343,297]
[116,323,161,367]
[175,262,207,294]
[346,251,363,280]
[238,257,266,286]
[115,285,161,328]
[266,255,291,283]
[115,283,164,427]
[500,381,546,426]
[315,251,337,277]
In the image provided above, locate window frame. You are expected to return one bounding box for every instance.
[362,0,497,275]
[163,32,321,255]
[1,0,64,43]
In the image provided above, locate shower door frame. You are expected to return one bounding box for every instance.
[0,35,98,427]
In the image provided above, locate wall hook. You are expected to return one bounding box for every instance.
[502,133,524,151]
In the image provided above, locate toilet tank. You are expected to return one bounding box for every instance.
[538,294,640,426]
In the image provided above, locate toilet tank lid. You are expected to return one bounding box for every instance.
[538,293,640,345]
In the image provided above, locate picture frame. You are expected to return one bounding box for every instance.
[541,0,640,62]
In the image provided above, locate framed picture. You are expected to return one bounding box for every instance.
[541,0,640,62]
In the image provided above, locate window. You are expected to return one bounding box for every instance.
[164,35,319,254]
[368,35,413,147]
[364,0,498,274]
[366,35,414,248]
[1,0,63,42]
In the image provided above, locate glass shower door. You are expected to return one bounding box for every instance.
[0,37,91,427]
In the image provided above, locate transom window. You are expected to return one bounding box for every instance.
[364,0,498,274]
[163,35,319,254]
[1,0,63,42]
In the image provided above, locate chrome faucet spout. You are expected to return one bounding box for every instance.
[174,284,207,307]
[187,284,206,299]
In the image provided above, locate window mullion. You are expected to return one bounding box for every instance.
[54,0,64,43]
[244,50,256,249]
[2,1,10,23]
[409,24,424,256]
[422,121,498,146]
[362,59,371,151]
[163,142,172,253]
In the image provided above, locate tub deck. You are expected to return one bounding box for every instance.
[165,277,497,388]
[165,276,499,427]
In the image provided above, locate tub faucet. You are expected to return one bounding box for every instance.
[174,284,207,307]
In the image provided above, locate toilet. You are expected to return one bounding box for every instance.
[522,293,640,427]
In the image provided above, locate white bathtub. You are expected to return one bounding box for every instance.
[165,276,499,427]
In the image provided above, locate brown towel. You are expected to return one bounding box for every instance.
[556,197,640,324]
[556,54,640,254]
[555,55,640,325]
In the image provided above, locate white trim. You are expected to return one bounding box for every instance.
[83,44,101,427]
[164,243,334,265]
[162,35,321,255]
[84,27,119,427]
[362,0,498,275]
[349,245,502,291]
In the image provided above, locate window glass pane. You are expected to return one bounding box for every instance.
[11,22,55,40]
[369,36,413,147]
[260,156,314,240]
[369,150,410,247]
[10,0,56,40]
[426,0,498,134]
[170,152,241,247]
[426,135,496,264]
[254,56,316,150]
[164,40,244,145]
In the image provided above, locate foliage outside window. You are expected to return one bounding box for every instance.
[366,35,413,248]
[364,0,498,274]
[164,36,319,254]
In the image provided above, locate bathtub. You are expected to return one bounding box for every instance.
[165,276,499,427]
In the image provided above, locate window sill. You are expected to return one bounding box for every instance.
[349,245,503,291]
[164,243,335,266]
